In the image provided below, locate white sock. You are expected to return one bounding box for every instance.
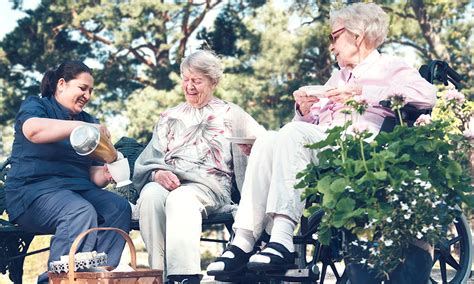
[207,229,255,272]
[249,216,295,264]
[231,228,256,254]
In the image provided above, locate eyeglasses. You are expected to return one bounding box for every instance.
[328,27,346,43]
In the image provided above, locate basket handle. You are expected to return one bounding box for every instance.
[67,227,136,283]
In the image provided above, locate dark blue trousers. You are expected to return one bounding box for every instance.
[15,188,131,283]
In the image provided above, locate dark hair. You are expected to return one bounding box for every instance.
[40,61,93,98]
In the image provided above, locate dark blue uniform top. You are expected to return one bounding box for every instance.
[5,96,100,221]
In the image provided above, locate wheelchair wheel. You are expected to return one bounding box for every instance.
[430,214,473,284]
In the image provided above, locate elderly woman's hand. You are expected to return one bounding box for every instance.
[325,85,362,104]
[293,89,320,116]
[103,164,113,183]
[154,170,181,191]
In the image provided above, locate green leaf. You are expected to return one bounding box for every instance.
[336,197,356,212]
[446,160,462,178]
[317,176,333,194]
[414,140,435,152]
[330,178,347,193]
[322,193,337,209]
[373,171,388,180]
[318,227,331,245]
[461,193,474,208]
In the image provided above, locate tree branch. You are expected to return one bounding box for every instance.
[70,9,113,45]
[128,46,155,68]
[384,39,430,59]
[382,6,416,20]
[177,0,222,60]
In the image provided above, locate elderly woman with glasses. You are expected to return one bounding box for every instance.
[207,2,436,282]
[132,50,265,284]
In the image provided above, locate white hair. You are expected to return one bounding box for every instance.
[180,50,223,85]
[329,2,389,49]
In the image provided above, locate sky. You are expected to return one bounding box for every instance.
[0,0,40,40]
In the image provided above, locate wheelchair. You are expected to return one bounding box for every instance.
[211,60,473,284]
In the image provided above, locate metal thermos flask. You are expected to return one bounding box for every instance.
[70,124,118,163]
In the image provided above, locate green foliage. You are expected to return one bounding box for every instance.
[298,92,473,277]
[0,1,472,142]
[0,0,223,128]
[383,0,473,96]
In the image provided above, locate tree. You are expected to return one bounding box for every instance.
[198,0,333,129]
[383,0,473,96]
[0,0,224,126]
[1,0,472,143]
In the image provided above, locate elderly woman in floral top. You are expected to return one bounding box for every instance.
[132,50,265,284]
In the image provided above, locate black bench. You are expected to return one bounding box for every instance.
[0,153,235,284]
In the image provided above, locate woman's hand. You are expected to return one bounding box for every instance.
[237,144,252,156]
[97,124,111,139]
[90,165,113,187]
[325,85,362,104]
[293,89,320,116]
[154,170,181,191]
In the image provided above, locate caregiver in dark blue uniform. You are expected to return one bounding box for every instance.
[5,61,131,283]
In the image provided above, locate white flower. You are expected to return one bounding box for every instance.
[400,202,409,211]
[404,213,411,219]
[360,258,367,264]
[354,95,369,105]
[445,89,465,104]
[386,186,394,192]
[386,217,392,223]
[416,232,423,239]
[411,200,417,206]
[414,114,432,126]
[347,122,370,137]
[384,239,393,246]
[422,226,429,233]
[393,195,399,201]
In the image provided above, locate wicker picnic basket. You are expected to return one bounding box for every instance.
[48,227,162,284]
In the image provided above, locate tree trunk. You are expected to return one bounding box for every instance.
[411,0,450,61]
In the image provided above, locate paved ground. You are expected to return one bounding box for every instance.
[200,264,474,283]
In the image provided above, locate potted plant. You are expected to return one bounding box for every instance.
[297,89,473,281]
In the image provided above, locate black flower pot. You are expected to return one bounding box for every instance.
[344,237,432,283]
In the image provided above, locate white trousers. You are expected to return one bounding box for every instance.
[233,121,327,240]
[137,182,216,275]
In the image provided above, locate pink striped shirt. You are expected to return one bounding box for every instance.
[295,50,437,132]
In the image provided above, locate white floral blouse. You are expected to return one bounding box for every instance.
[155,98,234,192]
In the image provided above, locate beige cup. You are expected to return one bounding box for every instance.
[299,85,335,98]
[107,157,132,187]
